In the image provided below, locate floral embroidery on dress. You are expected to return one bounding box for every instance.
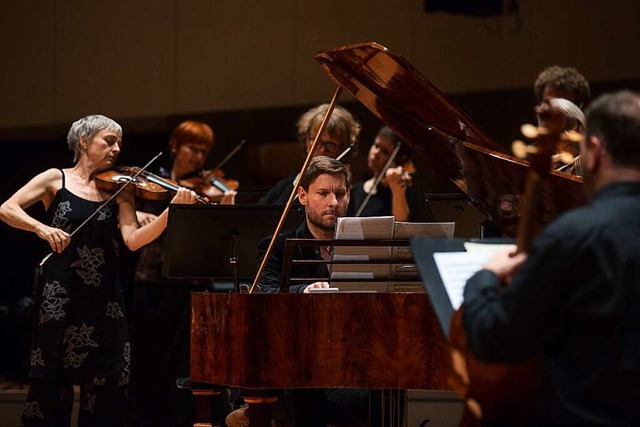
[71,245,105,287]
[51,200,72,231]
[112,238,120,257]
[63,323,99,369]
[97,204,113,221]
[39,280,70,324]
[119,342,131,386]
[22,401,44,419]
[30,348,44,367]
[80,384,97,413]
[106,301,124,319]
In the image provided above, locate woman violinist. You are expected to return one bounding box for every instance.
[0,115,199,427]
[348,126,421,222]
[128,120,234,427]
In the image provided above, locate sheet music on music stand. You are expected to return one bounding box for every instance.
[410,237,514,339]
[329,216,455,292]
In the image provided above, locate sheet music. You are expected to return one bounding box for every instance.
[330,217,448,292]
[393,221,455,239]
[433,243,516,309]
[392,221,455,260]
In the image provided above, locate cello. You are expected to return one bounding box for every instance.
[447,105,579,426]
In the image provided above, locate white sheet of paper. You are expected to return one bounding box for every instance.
[432,251,495,310]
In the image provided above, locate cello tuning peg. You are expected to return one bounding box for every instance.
[511,140,538,159]
[563,130,584,143]
[556,151,575,164]
[521,124,539,139]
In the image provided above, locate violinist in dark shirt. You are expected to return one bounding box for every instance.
[348,126,421,221]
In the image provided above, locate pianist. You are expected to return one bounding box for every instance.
[256,155,351,294]
[227,156,381,426]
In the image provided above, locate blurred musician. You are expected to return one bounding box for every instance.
[257,103,361,205]
[462,90,640,426]
[533,65,591,176]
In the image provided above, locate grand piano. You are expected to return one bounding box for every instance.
[189,42,586,426]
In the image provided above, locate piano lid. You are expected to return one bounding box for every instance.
[315,42,584,232]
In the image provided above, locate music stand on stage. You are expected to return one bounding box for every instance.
[163,204,304,292]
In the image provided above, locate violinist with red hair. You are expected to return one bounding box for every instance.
[127,120,235,427]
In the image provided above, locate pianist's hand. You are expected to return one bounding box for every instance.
[303,282,330,293]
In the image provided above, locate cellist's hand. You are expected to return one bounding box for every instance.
[170,187,198,205]
[482,248,527,283]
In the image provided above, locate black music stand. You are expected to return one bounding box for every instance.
[163,204,304,292]
[410,236,514,339]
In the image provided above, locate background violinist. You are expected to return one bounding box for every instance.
[257,103,362,205]
[0,114,198,427]
[127,120,234,427]
[347,126,421,222]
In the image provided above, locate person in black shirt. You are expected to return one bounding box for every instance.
[258,103,361,205]
[348,126,421,221]
[462,90,640,426]
[257,155,351,294]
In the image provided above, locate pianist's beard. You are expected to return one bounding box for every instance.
[306,207,341,232]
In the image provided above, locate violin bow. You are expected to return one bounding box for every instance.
[38,151,163,269]
[354,141,402,217]
[213,139,246,171]
[249,86,344,293]
[291,142,357,203]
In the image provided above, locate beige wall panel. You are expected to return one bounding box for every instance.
[54,0,175,122]
[291,0,416,105]
[1,0,639,130]
[529,0,640,83]
[0,2,56,128]
[412,6,531,93]
[174,0,298,112]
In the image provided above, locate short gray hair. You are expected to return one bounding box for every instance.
[67,114,122,162]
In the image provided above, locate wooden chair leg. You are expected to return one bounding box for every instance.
[192,388,221,427]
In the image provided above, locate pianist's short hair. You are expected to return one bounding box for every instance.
[67,114,122,163]
[296,103,361,157]
[534,65,591,108]
[585,90,640,167]
[299,155,352,191]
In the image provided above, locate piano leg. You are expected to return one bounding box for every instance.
[192,388,223,427]
[244,396,278,427]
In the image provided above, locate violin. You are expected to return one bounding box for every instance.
[355,142,415,217]
[96,166,210,204]
[177,168,240,201]
[177,138,244,201]
[380,160,416,189]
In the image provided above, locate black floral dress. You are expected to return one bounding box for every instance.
[30,170,129,387]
